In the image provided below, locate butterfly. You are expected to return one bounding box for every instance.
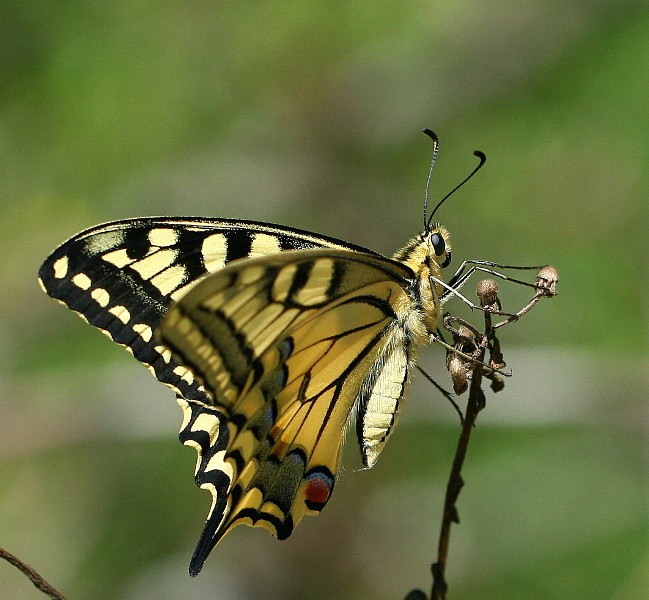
[39,131,490,576]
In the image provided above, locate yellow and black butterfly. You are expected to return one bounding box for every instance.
[39,131,507,576]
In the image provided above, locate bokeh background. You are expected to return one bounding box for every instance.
[1,2,647,599]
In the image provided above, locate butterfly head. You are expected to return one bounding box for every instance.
[390,223,452,336]
[391,223,451,279]
[425,223,452,270]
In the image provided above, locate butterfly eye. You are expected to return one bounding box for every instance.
[431,232,446,257]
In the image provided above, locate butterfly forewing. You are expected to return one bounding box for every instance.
[38,217,373,403]
[158,249,416,573]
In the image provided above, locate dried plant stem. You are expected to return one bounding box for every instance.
[0,547,68,600]
[431,346,486,600]
[402,267,558,600]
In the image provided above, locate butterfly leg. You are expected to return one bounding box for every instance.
[432,274,520,318]
[446,259,546,293]
[416,365,465,423]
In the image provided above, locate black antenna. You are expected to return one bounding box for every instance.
[426,148,487,229]
[422,128,439,229]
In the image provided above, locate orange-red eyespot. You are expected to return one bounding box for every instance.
[303,469,334,510]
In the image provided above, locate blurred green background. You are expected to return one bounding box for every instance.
[1,1,647,599]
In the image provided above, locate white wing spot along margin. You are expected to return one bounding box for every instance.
[148,228,179,247]
[91,288,110,307]
[132,323,153,342]
[250,233,281,257]
[72,273,92,290]
[109,305,131,324]
[53,256,69,279]
[201,234,227,273]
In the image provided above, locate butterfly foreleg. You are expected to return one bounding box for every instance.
[445,260,545,295]
[435,264,543,319]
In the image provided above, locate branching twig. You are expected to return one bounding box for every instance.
[431,321,487,599]
[404,266,558,600]
[0,547,69,600]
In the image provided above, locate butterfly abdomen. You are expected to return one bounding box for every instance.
[355,324,413,468]
[354,227,454,467]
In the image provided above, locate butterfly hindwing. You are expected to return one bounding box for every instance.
[158,249,416,574]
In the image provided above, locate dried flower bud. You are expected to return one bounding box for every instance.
[446,325,479,395]
[447,353,469,395]
[456,325,477,349]
[476,278,501,311]
[535,265,558,296]
[489,374,505,393]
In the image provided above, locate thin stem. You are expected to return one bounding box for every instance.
[0,547,69,600]
[431,346,486,600]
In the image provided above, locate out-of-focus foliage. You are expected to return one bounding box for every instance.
[1,2,646,599]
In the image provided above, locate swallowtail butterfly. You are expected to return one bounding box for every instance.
[39,132,499,575]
